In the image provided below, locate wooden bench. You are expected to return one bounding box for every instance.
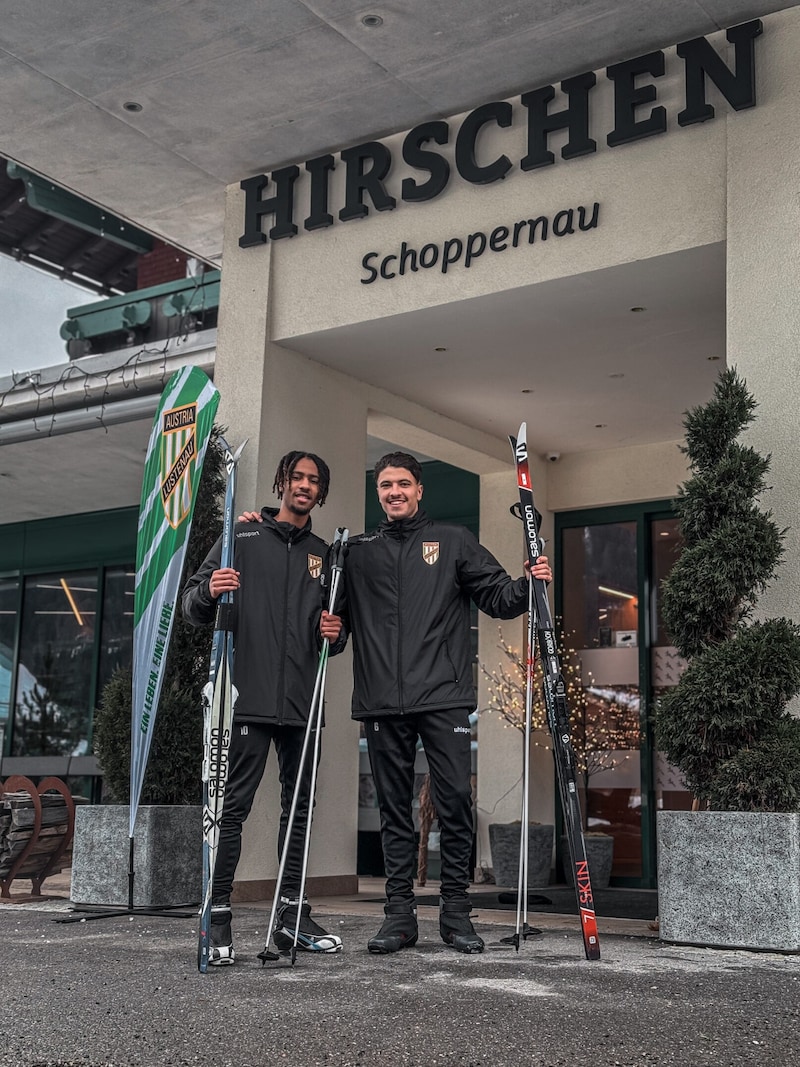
[0,775,75,900]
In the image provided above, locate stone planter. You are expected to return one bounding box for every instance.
[657,810,800,952]
[488,822,554,888]
[562,832,614,890]
[71,805,201,907]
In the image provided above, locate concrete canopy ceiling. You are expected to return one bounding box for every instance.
[0,1,796,523]
[0,1,793,261]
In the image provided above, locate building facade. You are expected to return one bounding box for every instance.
[2,9,799,896]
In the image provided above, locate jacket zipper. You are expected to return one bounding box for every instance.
[396,535,404,713]
[277,538,291,724]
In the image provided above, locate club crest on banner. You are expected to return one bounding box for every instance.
[422,541,440,566]
[308,554,323,579]
[160,403,197,528]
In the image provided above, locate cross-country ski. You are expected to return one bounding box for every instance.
[509,422,601,961]
[197,437,247,973]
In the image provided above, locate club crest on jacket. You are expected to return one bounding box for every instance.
[422,542,440,566]
[308,554,323,579]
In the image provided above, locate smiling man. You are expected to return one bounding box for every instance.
[343,452,552,956]
[182,450,343,966]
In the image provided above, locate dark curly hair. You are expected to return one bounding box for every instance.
[273,451,331,507]
[373,451,423,484]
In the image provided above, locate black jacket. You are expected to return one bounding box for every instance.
[181,508,337,726]
[342,509,528,719]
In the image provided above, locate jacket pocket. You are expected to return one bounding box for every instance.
[443,641,459,683]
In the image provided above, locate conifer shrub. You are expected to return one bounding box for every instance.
[657,370,800,811]
[93,427,225,804]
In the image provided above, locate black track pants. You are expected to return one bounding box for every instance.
[211,721,318,906]
[365,707,473,905]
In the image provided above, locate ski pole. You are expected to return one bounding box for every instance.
[258,527,349,964]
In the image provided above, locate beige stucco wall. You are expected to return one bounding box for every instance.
[727,7,800,626]
[214,10,800,891]
[264,40,726,339]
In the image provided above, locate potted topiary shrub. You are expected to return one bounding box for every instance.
[656,369,800,951]
[70,428,225,908]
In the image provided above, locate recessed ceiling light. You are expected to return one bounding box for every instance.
[630,306,646,313]
[361,14,383,27]
[521,388,533,394]
[123,101,143,113]
[595,424,607,429]
[434,346,447,352]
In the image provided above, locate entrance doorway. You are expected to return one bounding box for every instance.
[556,502,689,888]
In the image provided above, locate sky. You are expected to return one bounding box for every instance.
[0,256,87,378]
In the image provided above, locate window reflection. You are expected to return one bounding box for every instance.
[650,518,691,812]
[561,522,642,877]
[0,578,20,752]
[97,567,135,697]
[11,571,97,757]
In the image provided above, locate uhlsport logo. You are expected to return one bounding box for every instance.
[422,541,440,566]
[308,554,323,579]
[160,402,197,529]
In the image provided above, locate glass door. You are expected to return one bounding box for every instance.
[556,501,684,888]
[560,520,643,880]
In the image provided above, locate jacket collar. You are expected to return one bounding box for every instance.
[378,508,429,538]
[260,506,313,542]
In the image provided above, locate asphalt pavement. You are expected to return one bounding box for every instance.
[2,886,799,1067]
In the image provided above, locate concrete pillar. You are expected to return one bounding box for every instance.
[476,465,555,879]
[212,185,367,898]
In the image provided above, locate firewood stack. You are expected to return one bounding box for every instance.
[0,783,74,896]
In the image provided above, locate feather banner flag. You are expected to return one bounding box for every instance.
[130,366,219,838]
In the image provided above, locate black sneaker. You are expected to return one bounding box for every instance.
[272,896,343,953]
[209,905,235,966]
[368,902,418,954]
[440,899,485,954]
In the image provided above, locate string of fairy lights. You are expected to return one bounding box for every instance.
[480,626,641,784]
[0,318,203,439]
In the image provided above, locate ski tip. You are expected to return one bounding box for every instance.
[233,439,248,462]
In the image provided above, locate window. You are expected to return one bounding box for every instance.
[561,521,642,878]
[12,571,98,757]
[97,566,136,697]
[0,577,20,753]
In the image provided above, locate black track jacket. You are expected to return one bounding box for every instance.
[181,508,338,727]
[343,509,528,720]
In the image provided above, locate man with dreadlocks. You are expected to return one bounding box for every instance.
[182,450,344,965]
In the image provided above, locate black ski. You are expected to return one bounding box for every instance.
[509,422,601,961]
[197,437,246,973]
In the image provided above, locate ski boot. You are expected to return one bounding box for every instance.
[440,899,485,954]
[272,896,343,953]
[209,904,235,966]
[367,901,418,954]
